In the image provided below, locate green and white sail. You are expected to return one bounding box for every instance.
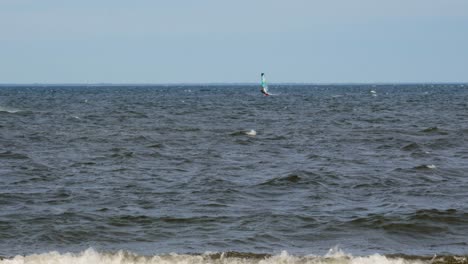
[261,73,269,94]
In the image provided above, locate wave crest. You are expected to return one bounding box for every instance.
[2,249,467,264]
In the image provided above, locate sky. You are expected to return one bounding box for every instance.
[1,0,468,84]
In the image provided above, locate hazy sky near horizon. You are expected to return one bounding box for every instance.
[1,0,468,84]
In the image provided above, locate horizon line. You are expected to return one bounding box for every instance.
[1,82,467,86]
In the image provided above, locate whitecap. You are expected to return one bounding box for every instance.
[244,129,257,136]
[0,248,440,264]
[0,106,20,113]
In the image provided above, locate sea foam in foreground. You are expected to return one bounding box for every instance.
[1,249,467,264]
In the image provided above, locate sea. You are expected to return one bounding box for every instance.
[0,84,467,264]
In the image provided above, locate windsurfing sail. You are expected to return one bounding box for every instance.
[260,73,270,96]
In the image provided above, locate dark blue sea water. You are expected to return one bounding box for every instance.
[0,84,467,264]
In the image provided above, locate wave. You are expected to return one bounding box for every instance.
[258,171,328,187]
[1,248,467,264]
[348,209,468,232]
[420,127,449,135]
[230,130,257,137]
[413,164,437,170]
[393,164,437,173]
[0,106,21,113]
[0,151,29,160]
[401,143,421,151]
[260,174,303,186]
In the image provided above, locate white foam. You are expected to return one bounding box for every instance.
[0,106,20,113]
[0,249,430,264]
[244,129,257,136]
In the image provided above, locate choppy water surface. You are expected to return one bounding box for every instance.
[0,84,467,262]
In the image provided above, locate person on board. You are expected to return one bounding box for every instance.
[260,73,270,96]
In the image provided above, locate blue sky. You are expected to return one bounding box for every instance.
[1,0,467,83]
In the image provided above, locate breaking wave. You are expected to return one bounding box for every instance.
[1,248,467,264]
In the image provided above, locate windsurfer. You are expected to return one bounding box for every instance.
[260,73,270,96]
